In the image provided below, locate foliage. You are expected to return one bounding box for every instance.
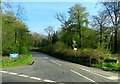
[19,46,28,54]
[2,11,31,55]
[53,41,68,51]
[39,41,111,67]
[100,2,120,53]
[31,32,43,48]
[9,44,19,53]
[102,62,120,71]
[31,3,120,71]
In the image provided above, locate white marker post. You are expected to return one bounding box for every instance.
[72,39,77,57]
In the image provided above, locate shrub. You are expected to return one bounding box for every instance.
[2,49,11,56]
[78,48,105,66]
[9,44,19,54]
[102,62,120,71]
[19,46,28,54]
[53,41,68,52]
[39,43,118,70]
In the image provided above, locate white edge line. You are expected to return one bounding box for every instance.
[80,67,119,80]
[44,57,48,59]
[70,69,96,83]
[8,72,18,75]
[18,74,29,77]
[50,60,62,66]
[0,71,8,73]
[43,79,56,82]
[30,77,41,80]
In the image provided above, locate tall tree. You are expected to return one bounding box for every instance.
[44,26,54,45]
[31,32,43,48]
[2,2,31,55]
[68,4,89,48]
[55,4,89,48]
[92,10,111,47]
[102,2,120,53]
[55,13,72,28]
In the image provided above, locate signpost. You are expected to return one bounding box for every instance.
[72,39,77,56]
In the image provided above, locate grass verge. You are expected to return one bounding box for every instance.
[0,53,32,68]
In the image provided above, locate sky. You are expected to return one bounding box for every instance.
[10,2,102,35]
[3,0,101,2]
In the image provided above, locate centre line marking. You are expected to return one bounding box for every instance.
[43,79,56,82]
[8,72,18,75]
[1,70,58,82]
[0,71,8,73]
[18,74,29,78]
[50,60,62,66]
[79,67,118,80]
[70,69,98,84]
[30,77,41,80]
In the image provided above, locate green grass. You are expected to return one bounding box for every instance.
[0,54,32,68]
[102,62,120,71]
[91,62,120,71]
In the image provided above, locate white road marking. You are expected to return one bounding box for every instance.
[8,72,18,75]
[50,60,62,66]
[1,70,57,82]
[44,57,48,59]
[30,77,41,80]
[0,71,8,73]
[79,67,119,80]
[18,74,29,78]
[107,76,119,80]
[71,69,97,83]
[43,79,56,82]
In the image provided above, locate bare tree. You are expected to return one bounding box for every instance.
[55,13,72,28]
[92,10,111,46]
[44,26,54,36]
[102,1,120,53]
[2,2,27,23]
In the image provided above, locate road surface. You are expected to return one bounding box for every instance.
[1,51,119,84]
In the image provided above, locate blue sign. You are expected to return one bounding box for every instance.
[10,53,19,58]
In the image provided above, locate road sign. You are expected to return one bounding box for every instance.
[10,53,19,58]
[74,48,77,51]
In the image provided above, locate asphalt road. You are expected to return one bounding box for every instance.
[1,51,120,84]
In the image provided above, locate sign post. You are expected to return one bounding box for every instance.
[10,53,19,58]
[72,39,77,56]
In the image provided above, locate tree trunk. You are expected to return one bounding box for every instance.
[100,25,102,46]
[78,15,82,48]
[114,2,118,53]
[114,21,118,53]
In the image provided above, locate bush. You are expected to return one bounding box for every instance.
[2,45,19,56]
[2,49,11,56]
[102,62,120,71]
[39,45,53,54]
[19,46,28,54]
[78,48,105,66]
[39,43,118,70]
[9,44,19,53]
[53,41,68,52]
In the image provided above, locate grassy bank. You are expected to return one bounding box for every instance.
[0,53,32,68]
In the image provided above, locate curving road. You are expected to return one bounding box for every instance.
[1,51,119,84]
